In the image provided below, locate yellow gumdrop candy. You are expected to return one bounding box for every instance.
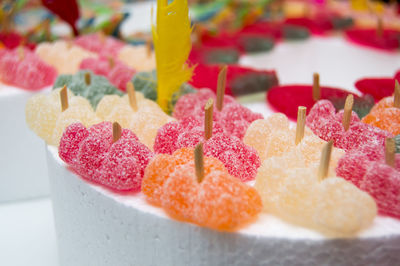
[118,45,156,72]
[96,95,124,120]
[243,119,271,161]
[35,41,97,74]
[312,177,377,236]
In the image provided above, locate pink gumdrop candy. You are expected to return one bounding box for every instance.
[173,88,235,120]
[59,123,89,165]
[100,138,153,191]
[362,162,400,218]
[79,57,135,91]
[307,99,392,151]
[59,122,153,191]
[0,48,57,90]
[74,34,125,57]
[204,133,261,182]
[154,118,260,181]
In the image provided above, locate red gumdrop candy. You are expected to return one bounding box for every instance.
[74,33,125,57]
[59,123,89,165]
[345,28,400,51]
[355,77,397,102]
[0,48,57,90]
[154,121,182,155]
[362,162,400,218]
[100,138,153,191]
[204,133,261,182]
[79,57,135,91]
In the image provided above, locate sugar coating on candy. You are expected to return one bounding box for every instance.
[255,153,377,236]
[35,40,97,74]
[306,99,392,151]
[53,70,123,109]
[154,118,260,181]
[336,142,400,219]
[0,48,57,90]
[79,57,136,91]
[362,96,400,135]
[118,45,156,71]
[142,148,262,231]
[74,34,125,57]
[60,122,153,192]
[26,88,98,146]
[96,94,174,150]
[173,88,261,139]
[244,113,344,176]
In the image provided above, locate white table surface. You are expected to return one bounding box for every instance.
[0,197,58,266]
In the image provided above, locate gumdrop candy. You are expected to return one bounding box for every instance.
[188,63,279,96]
[79,56,136,92]
[244,113,344,176]
[117,45,156,71]
[132,70,196,112]
[35,40,97,74]
[306,100,392,151]
[59,122,153,192]
[95,94,175,150]
[142,147,262,231]
[26,88,99,146]
[0,48,57,90]
[53,70,123,109]
[74,33,125,57]
[345,28,400,51]
[336,142,400,219]
[173,88,262,139]
[154,118,260,181]
[266,84,373,120]
[255,152,377,236]
[362,96,400,135]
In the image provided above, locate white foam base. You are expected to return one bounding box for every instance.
[47,146,400,266]
[0,85,50,202]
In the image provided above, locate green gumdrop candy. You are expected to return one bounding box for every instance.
[331,17,354,30]
[238,36,275,53]
[283,25,310,40]
[205,48,240,64]
[132,70,196,114]
[53,70,123,109]
[132,70,158,101]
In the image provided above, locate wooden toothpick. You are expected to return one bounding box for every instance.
[216,65,228,111]
[312,73,320,101]
[385,138,395,168]
[394,80,400,108]
[84,72,91,85]
[112,122,122,143]
[376,16,383,38]
[60,85,69,112]
[204,99,214,140]
[194,142,205,183]
[146,38,152,58]
[317,140,333,181]
[126,81,138,111]
[295,106,307,145]
[17,46,24,61]
[342,94,354,131]
[108,57,115,69]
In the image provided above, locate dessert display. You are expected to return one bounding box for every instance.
[2,0,400,265]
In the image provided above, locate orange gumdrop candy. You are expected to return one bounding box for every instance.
[160,153,262,231]
[362,96,400,135]
[142,147,194,206]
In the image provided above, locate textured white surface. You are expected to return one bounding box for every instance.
[47,146,400,266]
[0,84,50,202]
